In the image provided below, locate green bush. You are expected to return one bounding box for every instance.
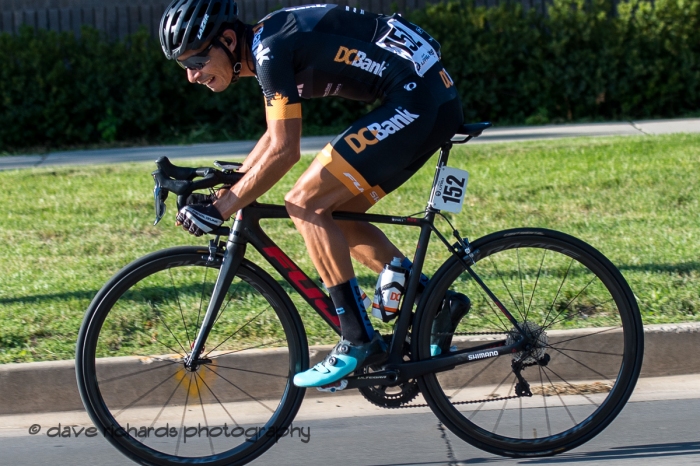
[408,0,700,124]
[0,0,698,151]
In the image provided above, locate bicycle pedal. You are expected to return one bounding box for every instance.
[316,379,348,393]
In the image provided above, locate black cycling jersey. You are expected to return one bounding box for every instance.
[249,4,463,204]
[251,4,441,119]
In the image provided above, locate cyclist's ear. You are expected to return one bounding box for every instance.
[220,29,236,51]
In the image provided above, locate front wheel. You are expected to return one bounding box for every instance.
[414,228,643,457]
[76,247,308,465]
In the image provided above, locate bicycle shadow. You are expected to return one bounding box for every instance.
[516,441,700,464]
[370,441,700,465]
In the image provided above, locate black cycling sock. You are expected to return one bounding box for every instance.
[328,278,375,345]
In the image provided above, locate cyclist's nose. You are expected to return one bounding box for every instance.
[187,69,199,83]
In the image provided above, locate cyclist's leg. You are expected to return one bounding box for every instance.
[289,66,463,386]
[334,195,403,273]
[286,161,384,387]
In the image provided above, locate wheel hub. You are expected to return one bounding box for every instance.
[506,321,548,364]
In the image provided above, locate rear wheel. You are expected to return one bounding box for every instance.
[76,247,308,465]
[414,229,643,457]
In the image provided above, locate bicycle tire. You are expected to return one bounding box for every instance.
[413,228,643,457]
[76,246,308,466]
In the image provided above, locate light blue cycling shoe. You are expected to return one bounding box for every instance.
[293,333,386,388]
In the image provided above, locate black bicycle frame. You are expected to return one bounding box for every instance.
[185,143,528,385]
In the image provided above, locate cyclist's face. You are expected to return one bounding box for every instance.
[180,39,233,93]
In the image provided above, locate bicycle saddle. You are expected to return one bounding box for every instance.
[451,122,492,144]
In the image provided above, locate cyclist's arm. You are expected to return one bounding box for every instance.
[213,118,301,218]
[238,129,272,173]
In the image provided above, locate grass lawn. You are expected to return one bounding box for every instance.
[0,133,698,363]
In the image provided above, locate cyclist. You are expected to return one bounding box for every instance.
[159,0,470,388]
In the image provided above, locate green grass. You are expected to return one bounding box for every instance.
[1,133,699,363]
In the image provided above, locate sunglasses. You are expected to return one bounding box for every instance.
[176,39,218,71]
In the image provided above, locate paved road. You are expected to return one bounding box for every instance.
[2,118,699,171]
[1,375,699,465]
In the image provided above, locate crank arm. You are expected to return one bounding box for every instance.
[343,370,400,389]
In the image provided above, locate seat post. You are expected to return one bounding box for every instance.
[426,142,453,212]
[438,141,453,166]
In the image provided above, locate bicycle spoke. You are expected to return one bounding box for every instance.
[472,286,511,333]
[169,268,192,349]
[542,365,599,407]
[196,265,211,331]
[148,301,189,356]
[517,249,525,322]
[112,369,181,418]
[208,338,287,360]
[448,356,499,400]
[98,360,179,385]
[214,280,246,328]
[524,249,547,322]
[488,256,524,321]
[541,366,577,427]
[546,345,622,357]
[545,297,615,330]
[549,326,621,346]
[175,375,193,456]
[519,395,523,439]
[468,369,513,421]
[493,378,515,434]
[194,375,215,456]
[547,345,616,383]
[541,257,574,327]
[203,365,276,413]
[538,365,552,437]
[195,371,241,428]
[204,306,273,357]
[149,372,188,429]
[212,364,288,379]
[541,275,598,330]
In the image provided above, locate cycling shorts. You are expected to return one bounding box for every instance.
[316,64,463,205]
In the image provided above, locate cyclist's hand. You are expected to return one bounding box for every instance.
[176,204,224,237]
[185,192,216,205]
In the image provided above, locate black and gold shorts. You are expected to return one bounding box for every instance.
[316,65,463,205]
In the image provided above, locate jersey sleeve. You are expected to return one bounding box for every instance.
[252,22,302,121]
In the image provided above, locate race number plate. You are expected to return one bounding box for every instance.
[429,166,469,213]
[375,18,439,77]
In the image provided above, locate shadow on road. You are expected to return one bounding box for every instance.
[517,441,700,464]
[371,441,700,465]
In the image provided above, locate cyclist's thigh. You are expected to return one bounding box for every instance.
[317,65,463,206]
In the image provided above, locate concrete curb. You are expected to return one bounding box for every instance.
[1,323,698,415]
[2,118,700,170]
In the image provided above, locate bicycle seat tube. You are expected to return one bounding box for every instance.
[387,143,454,364]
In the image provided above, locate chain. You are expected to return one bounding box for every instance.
[382,330,515,409]
[432,331,510,337]
[393,329,517,409]
[396,394,523,409]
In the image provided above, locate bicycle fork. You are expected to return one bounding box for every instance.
[185,210,247,370]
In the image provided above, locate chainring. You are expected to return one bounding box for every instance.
[358,337,420,409]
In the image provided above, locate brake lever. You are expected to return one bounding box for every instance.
[152,173,169,225]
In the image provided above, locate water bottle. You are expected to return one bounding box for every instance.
[372,257,407,322]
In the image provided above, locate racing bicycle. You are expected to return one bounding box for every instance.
[75,122,644,465]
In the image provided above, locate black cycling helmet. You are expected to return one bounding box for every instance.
[159,0,239,60]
